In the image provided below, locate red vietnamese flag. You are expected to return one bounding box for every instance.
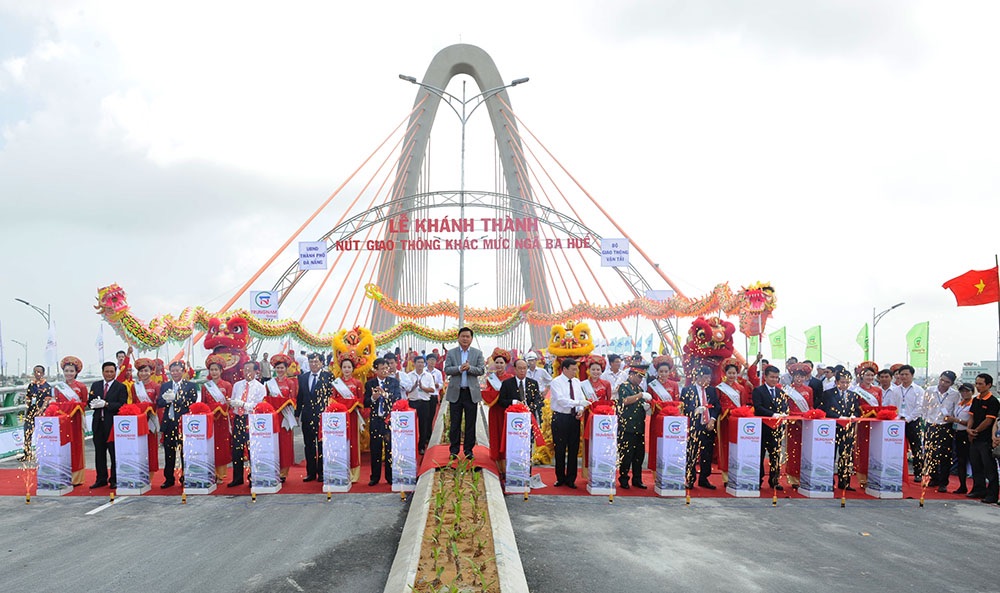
[942,266,1000,306]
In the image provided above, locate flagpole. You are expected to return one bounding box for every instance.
[995,254,999,377]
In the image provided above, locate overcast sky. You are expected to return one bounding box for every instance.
[1,0,998,376]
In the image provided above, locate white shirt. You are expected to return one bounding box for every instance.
[526,366,551,393]
[601,368,629,392]
[779,372,793,387]
[405,370,436,401]
[924,386,959,425]
[294,353,308,369]
[430,368,444,390]
[946,396,973,431]
[883,383,926,421]
[230,379,266,415]
[549,374,585,414]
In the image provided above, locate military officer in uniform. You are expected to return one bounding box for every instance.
[617,363,651,489]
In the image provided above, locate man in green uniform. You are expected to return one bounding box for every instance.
[617,363,651,489]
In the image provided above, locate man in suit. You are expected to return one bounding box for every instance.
[364,358,401,485]
[818,369,863,490]
[156,361,199,488]
[681,365,721,489]
[88,361,129,488]
[751,364,788,490]
[444,327,485,460]
[297,352,333,482]
[495,358,537,478]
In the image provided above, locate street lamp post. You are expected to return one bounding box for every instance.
[399,74,529,329]
[14,298,51,328]
[872,302,905,362]
[11,340,27,376]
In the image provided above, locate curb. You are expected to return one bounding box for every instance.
[382,470,432,593]
[484,471,530,593]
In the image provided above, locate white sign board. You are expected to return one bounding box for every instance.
[182,413,216,495]
[504,411,532,494]
[726,417,762,497]
[600,238,630,267]
[249,291,280,321]
[654,416,688,496]
[391,410,418,492]
[249,413,281,494]
[298,241,328,270]
[113,415,150,496]
[322,412,351,492]
[587,413,618,495]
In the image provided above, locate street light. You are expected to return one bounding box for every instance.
[871,302,905,362]
[399,73,529,329]
[14,298,51,328]
[11,340,27,376]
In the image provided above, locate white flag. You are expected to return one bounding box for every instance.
[45,320,58,376]
[96,323,105,366]
[0,321,5,373]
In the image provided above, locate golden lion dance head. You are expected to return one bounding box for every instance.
[548,320,595,358]
[332,326,376,379]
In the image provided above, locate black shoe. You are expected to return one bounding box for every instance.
[465,453,475,460]
[697,480,716,490]
[967,490,986,498]
[981,498,999,504]
[227,479,244,488]
[303,475,316,482]
[368,479,379,486]
[89,481,108,489]
[618,479,630,489]
[772,484,784,491]
[566,482,578,489]
[844,486,857,492]
[317,475,324,482]
[632,482,648,490]
[936,485,948,493]
[926,480,941,488]
[953,487,968,494]
[109,482,117,489]
[160,480,175,489]
[554,480,565,487]
[449,454,458,461]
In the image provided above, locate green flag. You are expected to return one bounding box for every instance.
[906,322,930,368]
[856,323,869,360]
[769,327,786,360]
[747,335,760,357]
[804,326,822,360]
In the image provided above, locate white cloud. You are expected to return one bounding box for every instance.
[1,1,999,376]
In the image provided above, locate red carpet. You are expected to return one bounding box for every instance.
[520,467,977,501]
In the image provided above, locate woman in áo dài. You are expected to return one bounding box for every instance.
[265,354,298,482]
[55,356,89,486]
[784,363,816,489]
[130,358,162,482]
[201,355,233,483]
[331,357,364,482]
[482,348,514,467]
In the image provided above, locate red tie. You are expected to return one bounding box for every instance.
[104,382,109,396]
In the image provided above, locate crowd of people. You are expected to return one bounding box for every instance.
[18,336,1000,504]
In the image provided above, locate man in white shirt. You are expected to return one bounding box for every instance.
[601,354,629,393]
[779,356,798,387]
[524,351,551,396]
[406,356,438,454]
[295,350,309,372]
[228,360,266,487]
[548,358,591,488]
[924,370,959,491]
[882,364,926,482]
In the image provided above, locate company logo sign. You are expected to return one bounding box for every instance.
[742,423,757,436]
[186,418,201,434]
[254,293,272,308]
[325,416,340,431]
[253,417,268,431]
[396,415,409,429]
[511,418,525,431]
[41,422,54,435]
[667,421,684,434]
[598,418,613,433]
[887,425,900,438]
[118,420,132,433]
[817,424,831,437]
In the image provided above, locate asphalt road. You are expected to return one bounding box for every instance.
[2,493,407,593]
[509,496,1000,593]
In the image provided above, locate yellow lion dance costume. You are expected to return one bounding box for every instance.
[532,321,595,465]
